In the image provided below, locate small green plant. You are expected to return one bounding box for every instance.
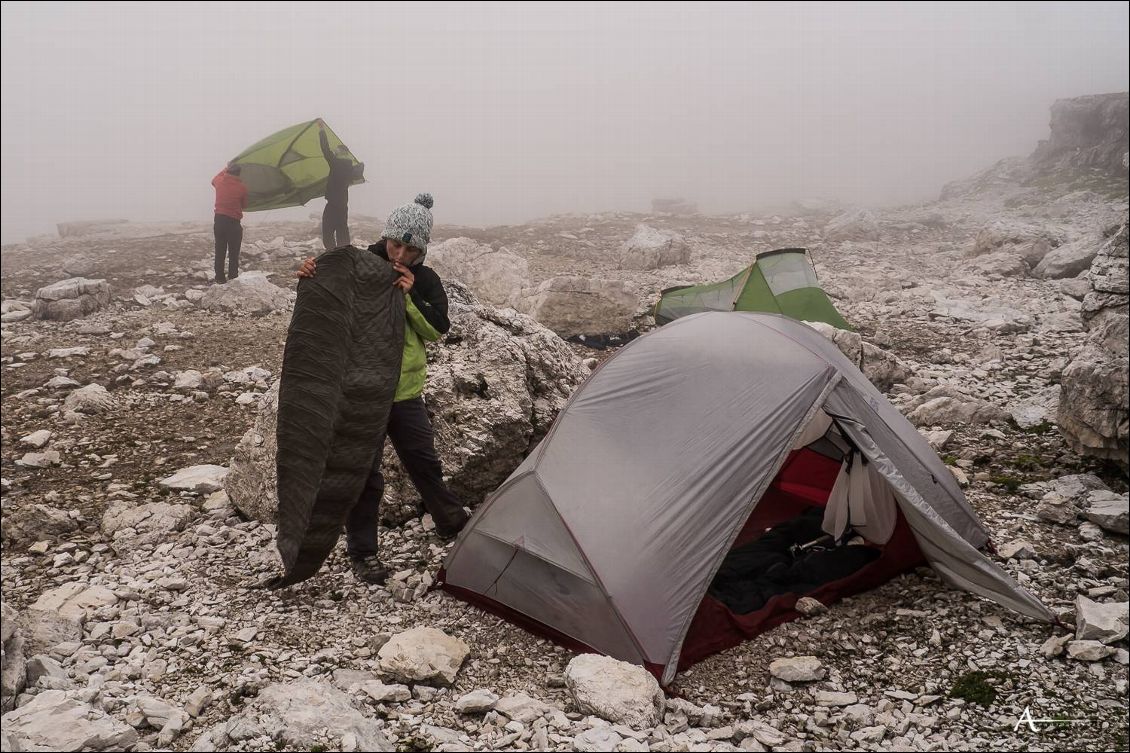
[989,474,1023,493]
[941,454,958,466]
[1013,454,1043,472]
[1022,421,1056,436]
[950,671,1002,707]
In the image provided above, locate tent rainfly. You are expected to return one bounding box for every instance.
[654,247,850,329]
[439,312,1053,684]
[231,119,364,212]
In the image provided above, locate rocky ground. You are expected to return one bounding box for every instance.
[2,153,1129,749]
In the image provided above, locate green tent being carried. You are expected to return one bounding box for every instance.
[231,119,364,212]
[653,247,850,329]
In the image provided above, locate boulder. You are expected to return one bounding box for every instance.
[904,385,1008,426]
[920,429,953,451]
[517,276,639,337]
[426,237,529,307]
[18,610,83,656]
[859,341,911,393]
[0,690,139,751]
[1067,640,1115,662]
[1008,385,1062,429]
[32,278,112,321]
[190,679,392,752]
[1084,490,1129,534]
[928,293,1033,331]
[1057,219,1128,467]
[1075,596,1129,644]
[198,272,292,314]
[967,252,1030,277]
[377,627,469,687]
[48,346,89,359]
[29,583,117,621]
[174,370,205,390]
[2,504,78,547]
[803,321,909,392]
[185,686,214,718]
[101,500,197,545]
[361,681,412,703]
[493,693,553,724]
[618,224,691,270]
[1035,234,1102,279]
[63,384,115,414]
[824,210,880,242]
[1057,277,1094,300]
[574,727,624,751]
[227,284,587,525]
[769,656,826,683]
[159,464,228,494]
[564,654,665,729]
[16,451,61,468]
[45,376,80,390]
[1,309,32,323]
[815,691,859,707]
[1,603,25,712]
[455,689,500,715]
[20,430,52,448]
[1034,473,1112,526]
[967,221,1056,265]
[60,254,96,277]
[997,540,1035,560]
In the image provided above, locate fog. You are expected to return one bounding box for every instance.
[2,1,1127,243]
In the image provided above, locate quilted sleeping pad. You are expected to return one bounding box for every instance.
[267,245,405,587]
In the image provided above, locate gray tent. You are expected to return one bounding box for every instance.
[440,312,1054,684]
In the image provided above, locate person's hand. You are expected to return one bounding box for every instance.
[297,257,317,278]
[392,261,414,292]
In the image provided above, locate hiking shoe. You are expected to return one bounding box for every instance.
[435,512,470,542]
[215,275,227,284]
[350,555,389,585]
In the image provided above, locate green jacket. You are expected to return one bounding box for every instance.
[364,240,451,401]
[396,294,442,401]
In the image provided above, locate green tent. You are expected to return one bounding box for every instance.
[654,248,850,329]
[231,119,364,212]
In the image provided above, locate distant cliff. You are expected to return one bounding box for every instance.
[1031,92,1129,176]
[942,92,1128,200]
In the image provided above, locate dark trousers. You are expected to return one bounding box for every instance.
[322,203,350,250]
[213,214,242,281]
[346,396,466,559]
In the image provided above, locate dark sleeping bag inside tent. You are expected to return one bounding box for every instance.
[679,447,926,670]
[267,245,405,588]
[707,507,881,614]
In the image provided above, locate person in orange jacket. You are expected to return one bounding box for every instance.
[212,162,248,283]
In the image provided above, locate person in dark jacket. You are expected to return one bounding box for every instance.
[317,119,358,250]
[211,162,248,283]
[297,193,468,584]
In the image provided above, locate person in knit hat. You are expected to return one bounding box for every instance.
[296,192,469,585]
